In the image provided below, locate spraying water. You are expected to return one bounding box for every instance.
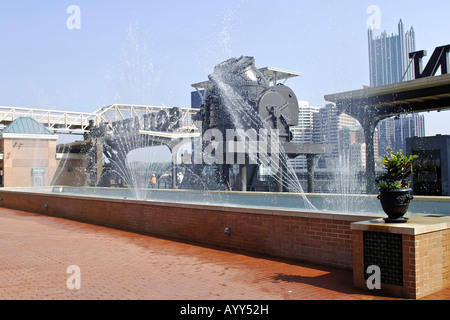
[207,57,316,210]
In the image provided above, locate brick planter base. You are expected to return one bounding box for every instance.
[352,214,450,299]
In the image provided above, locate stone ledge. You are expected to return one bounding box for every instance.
[351,214,450,235]
[0,189,378,223]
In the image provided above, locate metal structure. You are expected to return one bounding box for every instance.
[92,104,198,132]
[82,105,199,187]
[198,56,299,141]
[191,56,331,192]
[0,106,96,133]
[191,66,302,106]
[409,44,450,79]
[406,135,450,196]
[325,45,450,193]
[2,58,332,193]
[0,104,199,135]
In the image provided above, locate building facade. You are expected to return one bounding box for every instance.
[368,19,425,157]
[289,103,359,171]
[313,103,356,156]
[0,117,59,188]
[368,19,416,87]
[377,113,425,157]
[290,101,319,144]
[289,102,320,170]
[338,126,379,169]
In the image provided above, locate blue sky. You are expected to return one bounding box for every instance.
[1,0,449,136]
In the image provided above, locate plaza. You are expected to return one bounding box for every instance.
[1,206,448,301]
[1,3,450,306]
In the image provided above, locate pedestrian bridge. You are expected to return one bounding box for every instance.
[0,104,199,135]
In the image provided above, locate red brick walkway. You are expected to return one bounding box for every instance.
[0,207,448,301]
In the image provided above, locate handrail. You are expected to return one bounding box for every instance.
[0,104,199,134]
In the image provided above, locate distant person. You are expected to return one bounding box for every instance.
[151,174,157,188]
[177,172,184,185]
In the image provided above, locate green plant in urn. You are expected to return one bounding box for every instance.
[375,148,418,223]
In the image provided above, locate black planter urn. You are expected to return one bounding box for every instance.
[377,188,414,223]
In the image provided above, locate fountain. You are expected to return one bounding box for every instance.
[19,55,447,217]
[1,56,450,274]
[188,56,316,207]
[43,57,323,208]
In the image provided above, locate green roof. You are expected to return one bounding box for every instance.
[1,117,54,135]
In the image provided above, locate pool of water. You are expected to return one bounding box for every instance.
[8,186,450,217]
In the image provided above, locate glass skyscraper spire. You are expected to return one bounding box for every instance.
[368,19,416,86]
[368,20,425,157]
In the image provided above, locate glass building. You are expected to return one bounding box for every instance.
[368,19,416,86]
[368,19,425,157]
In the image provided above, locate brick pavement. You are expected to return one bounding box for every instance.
[0,207,448,301]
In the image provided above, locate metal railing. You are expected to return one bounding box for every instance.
[0,104,199,135]
[0,106,97,133]
[93,104,199,130]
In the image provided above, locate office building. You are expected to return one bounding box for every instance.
[288,103,356,170]
[368,19,416,87]
[313,104,356,155]
[291,101,319,144]
[368,19,425,157]
[338,126,379,169]
[377,113,425,157]
[289,101,320,170]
